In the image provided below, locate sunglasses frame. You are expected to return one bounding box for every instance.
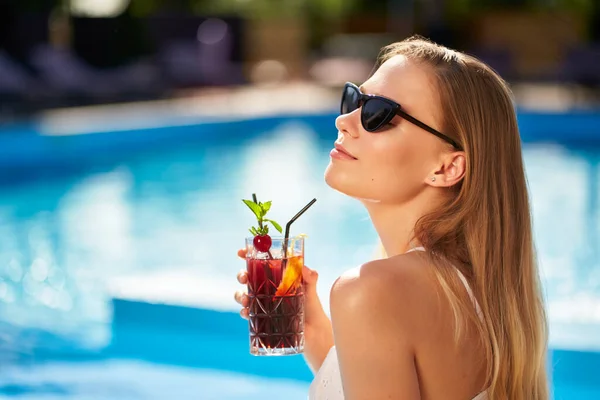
[341,82,462,150]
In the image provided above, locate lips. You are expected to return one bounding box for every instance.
[333,142,357,159]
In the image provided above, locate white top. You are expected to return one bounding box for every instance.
[308,247,489,400]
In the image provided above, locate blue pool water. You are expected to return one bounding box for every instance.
[0,111,599,398]
[0,359,310,399]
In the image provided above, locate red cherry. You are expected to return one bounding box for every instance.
[253,234,272,253]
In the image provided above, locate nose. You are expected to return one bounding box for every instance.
[335,110,360,138]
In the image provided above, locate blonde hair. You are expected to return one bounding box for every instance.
[377,36,549,399]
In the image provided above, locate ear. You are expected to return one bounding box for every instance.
[426,152,466,188]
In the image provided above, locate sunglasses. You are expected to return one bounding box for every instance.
[340,82,461,150]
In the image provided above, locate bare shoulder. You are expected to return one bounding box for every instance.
[330,251,441,340]
[328,253,437,399]
[330,251,437,306]
[330,253,485,399]
[332,249,434,288]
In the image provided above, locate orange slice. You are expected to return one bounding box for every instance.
[275,256,303,296]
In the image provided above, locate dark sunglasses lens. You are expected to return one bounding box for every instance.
[362,99,394,131]
[341,85,360,114]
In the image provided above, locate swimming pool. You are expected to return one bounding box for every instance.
[0,107,599,398]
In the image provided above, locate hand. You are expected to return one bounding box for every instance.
[234,248,334,372]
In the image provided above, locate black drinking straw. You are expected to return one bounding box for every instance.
[252,193,258,238]
[282,198,317,260]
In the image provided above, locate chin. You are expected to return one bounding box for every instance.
[324,162,372,200]
[324,161,343,189]
[324,163,398,205]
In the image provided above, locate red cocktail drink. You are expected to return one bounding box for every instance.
[246,236,305,356]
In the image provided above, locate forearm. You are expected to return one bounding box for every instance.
[303,314,335,374]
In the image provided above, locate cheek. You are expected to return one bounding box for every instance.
[366,142,417,192]
[324,140,425,202]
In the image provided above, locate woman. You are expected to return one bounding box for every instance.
[235,36,549,399]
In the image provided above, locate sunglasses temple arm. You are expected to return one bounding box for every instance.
[397,110,461,149]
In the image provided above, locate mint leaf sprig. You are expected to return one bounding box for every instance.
[242,197,283,237]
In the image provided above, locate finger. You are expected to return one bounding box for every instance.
[234,290,243,304]
[234,290,249,307]
[237,249,247,259]
[302,265,318,286]
[240,308,249,320]
[237,270,248,284]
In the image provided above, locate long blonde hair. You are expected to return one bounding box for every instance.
[377,37,549,399]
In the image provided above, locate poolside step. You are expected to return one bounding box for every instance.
[107,269,240,313]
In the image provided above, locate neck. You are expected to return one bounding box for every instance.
[362,194,439,257]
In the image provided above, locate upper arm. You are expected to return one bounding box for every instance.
[330,262,422,400]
